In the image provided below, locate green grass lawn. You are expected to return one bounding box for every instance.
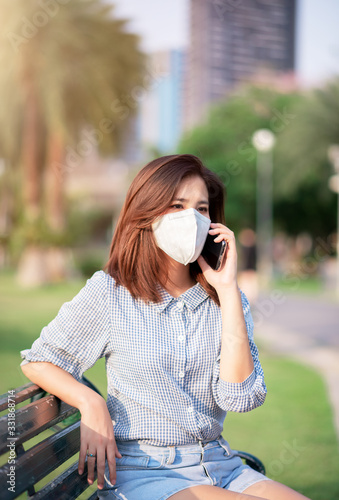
[271,275,324,295]
[1,271,339,499]
[224,354,339,499]
[0,271,88,393]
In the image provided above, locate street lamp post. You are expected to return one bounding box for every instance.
[252,129,276,287]
[328,145,339,300]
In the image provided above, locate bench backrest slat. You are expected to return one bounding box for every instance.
[32,462,95,500]
[0,381,101,499]
[0,421,81,498]
[0,383,43,412]
[0,395,78,454]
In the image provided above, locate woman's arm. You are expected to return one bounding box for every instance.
[198,223,254,383]
[20,271,119,488]
[217,284,254,383]
[198,225,266,412]
[21,362,121,490]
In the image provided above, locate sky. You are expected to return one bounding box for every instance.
[111,0,339,87]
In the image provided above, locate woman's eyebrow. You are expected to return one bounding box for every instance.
[173,197,209,205]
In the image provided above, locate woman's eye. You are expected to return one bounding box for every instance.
[198,207,208,212]
[171,204,183,209]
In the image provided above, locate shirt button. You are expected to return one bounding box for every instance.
[178,335,185,342]
[187,406,194,413]
[179,371,185,378]
[177,301,184,310]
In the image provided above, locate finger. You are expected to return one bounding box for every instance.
[78,442,87,475]
[211,230,235,244]
[209,224,233,234]
[115,445,122,459]
[87,451,97,485]
[213,234,227,243]
[197,255,211,273]
[208,229,233,240]
[107,446,117,485]
[209,222,230,231]
[209,227,226,235]
[96,448,106,490]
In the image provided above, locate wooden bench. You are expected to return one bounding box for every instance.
[0,378,99,500]
[0,380,265,499]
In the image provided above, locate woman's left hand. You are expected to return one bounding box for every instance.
[197,223,238,292]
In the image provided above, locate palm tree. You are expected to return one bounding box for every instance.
[0,0,145,284]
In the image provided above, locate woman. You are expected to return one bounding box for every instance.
[21,155,310,500]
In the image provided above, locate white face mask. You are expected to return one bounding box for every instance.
[152,208,211,265]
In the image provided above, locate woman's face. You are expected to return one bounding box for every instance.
[166,175,210,219]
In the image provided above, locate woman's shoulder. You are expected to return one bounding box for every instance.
[85,270,137,302]
[80,270,117,299]
[86,270,117,284]
[87,269,111,283]
[84,270,108,288]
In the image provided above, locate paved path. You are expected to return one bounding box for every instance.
[252,292,339,441]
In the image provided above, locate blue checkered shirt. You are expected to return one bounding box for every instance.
[21,271,266,446]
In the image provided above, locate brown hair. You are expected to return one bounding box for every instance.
[105,154,226,304]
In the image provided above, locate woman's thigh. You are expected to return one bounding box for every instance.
[243,479,311,500]
[168,481,312,500]
[168,484,266,500]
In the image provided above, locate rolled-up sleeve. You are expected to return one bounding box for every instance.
[20,270,111,381]
[212,290,267,412]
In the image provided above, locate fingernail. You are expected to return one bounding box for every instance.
[88,479,93,485]
[78,469,83,475]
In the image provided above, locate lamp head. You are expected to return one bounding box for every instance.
[252,129,276,152]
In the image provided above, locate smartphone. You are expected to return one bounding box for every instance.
[201,233,227,271]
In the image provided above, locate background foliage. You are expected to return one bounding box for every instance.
[178,81,338,238]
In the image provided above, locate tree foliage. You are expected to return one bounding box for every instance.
[274,78,339,236]
[0,0,144,219]
[0,0,145,155]
[0,0,145,283]
[178,82,338,237]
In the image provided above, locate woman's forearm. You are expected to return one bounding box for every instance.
[22,362,120,489]
[197,225,254,383]
[218,285,254,383]
[21,362,104,413]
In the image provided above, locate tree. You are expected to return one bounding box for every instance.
[178,82,337,238]
[178,85,301,230]
[274,78,339,235]
[0,0,145,285]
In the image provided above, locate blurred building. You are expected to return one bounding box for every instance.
[185,0,296,129]
[138,49,186,155]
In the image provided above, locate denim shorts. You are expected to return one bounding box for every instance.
[97,436,270,500]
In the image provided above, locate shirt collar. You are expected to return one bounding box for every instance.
[152,283,210,313]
